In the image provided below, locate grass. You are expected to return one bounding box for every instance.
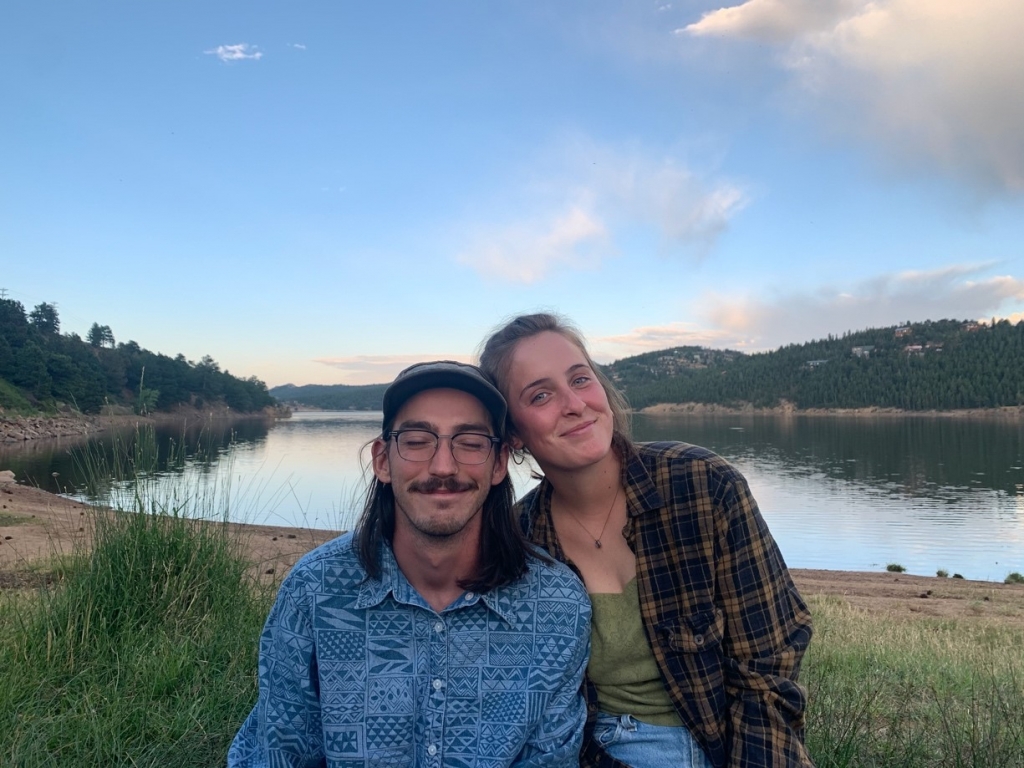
[1,428,1020,765]
[804,595,1024,767]
[0,428,273,767]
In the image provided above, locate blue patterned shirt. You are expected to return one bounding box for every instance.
[229,533,591,768]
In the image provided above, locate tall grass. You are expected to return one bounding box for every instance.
[804,595,1024,767]
[0,430,272,767]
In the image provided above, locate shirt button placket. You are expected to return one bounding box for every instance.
[426,614,448,767]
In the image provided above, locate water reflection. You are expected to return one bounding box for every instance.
[1,412,1022,580]
[633,414,1024,580]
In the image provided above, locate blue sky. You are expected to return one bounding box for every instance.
[3,1,1023,387]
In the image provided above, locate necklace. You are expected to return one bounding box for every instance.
[564,485,620,549]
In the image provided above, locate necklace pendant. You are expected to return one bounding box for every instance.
[594,540,602,549]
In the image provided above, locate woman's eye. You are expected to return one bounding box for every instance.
[571,375,590,387]
[530,391,549,404]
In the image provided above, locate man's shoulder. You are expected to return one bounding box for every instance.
[281,531,363,589]
[515,549,589,604]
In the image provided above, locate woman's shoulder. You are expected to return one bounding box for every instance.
[631,440,743,479]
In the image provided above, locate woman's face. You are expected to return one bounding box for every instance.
[505,331,614,473]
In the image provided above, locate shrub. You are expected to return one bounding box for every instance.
[1005,572,1024,585]
[936,569,949,578]
[886,563,907,573]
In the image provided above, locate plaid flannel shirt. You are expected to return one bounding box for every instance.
[518,440,815,768]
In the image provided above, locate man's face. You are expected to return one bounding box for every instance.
[372,387,508,543]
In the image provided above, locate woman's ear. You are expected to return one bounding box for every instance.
[510,434,525,450]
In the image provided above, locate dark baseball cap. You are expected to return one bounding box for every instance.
[382,360,507,433]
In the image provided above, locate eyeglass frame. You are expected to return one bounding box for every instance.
[385,429,502,465]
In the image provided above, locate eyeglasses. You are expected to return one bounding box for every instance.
[387,429,501,465]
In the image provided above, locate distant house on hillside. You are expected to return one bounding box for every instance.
[851,345,874,358]
[963,321,982,332]
[806,359,829,369]
[903,344,924,356]
[895,326,913,338]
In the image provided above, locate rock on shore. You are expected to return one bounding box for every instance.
[0,415,100,443]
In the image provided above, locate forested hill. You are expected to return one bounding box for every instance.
[0,298,274,415]
[270,319,1024,413]
[606,318,1024,411]
[270,383,388,411]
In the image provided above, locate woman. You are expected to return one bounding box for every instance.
[480,313,814,768]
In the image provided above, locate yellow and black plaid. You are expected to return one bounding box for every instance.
[519,439,816,768]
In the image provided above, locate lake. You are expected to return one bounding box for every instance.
[2,411,1022,581]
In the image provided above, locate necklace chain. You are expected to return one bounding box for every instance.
[564,485,620,549]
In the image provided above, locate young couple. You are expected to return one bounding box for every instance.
[229,313,815,768]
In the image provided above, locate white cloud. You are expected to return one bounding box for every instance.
[292,43,307,50]
[205,43,263,62]
[683,0,862,42]
[458,205,609,284]
[456,139,748,283]
[683,1,1024,195]
[597,264,1024,360]
[703,264,1024,349]
[312,354,472,385]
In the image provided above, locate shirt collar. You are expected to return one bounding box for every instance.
[356,541,516,625]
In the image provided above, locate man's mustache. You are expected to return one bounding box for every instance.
[408,477,477,494]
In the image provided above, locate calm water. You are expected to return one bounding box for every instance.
[2,411,1022,581]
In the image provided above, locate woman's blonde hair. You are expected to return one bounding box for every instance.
[478,312,632,441]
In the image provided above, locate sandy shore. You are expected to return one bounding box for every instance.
[1,476,1022,626]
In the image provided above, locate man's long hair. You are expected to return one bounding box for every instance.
[353,440,534,592]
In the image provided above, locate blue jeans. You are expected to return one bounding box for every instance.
[593,713,712,768]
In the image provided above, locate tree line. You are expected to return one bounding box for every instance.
[607,318,1024,411]
[0,297,274,415]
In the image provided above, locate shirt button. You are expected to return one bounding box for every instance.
[464,591,475,601]
[694,634,705,647]
[432,678,443,691]
[427,744,438,756]
[433,621,444,633]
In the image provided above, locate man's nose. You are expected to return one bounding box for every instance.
[427,437,459,475]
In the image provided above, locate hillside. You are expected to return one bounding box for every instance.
[1,297,274,415]
[272,318,1024,413]
[269,382,387,411]
[606,318,1024,411]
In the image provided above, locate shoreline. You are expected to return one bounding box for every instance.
[4,402,1024,445]
[1,479,1021,626]
[639,401,1024,420]
[0,408,284,444]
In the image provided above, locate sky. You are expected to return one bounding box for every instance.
[3,1,1023,388]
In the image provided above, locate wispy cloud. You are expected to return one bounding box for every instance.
[682,0,1024,196]
[592,322,743,363]
[597,264,1024,360]
[292,43,307,50]
[312,354,472,385]
[205,43,263,62]
[456,138,748,283]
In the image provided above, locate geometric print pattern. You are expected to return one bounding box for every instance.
[228,533,591,767]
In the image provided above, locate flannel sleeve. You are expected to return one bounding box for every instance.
[714,466,815,768]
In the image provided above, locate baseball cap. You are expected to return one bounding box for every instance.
[382,360,507,433]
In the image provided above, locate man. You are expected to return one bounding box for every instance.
[229,361,591,768]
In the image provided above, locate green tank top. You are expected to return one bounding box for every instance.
[587,578,684,727]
